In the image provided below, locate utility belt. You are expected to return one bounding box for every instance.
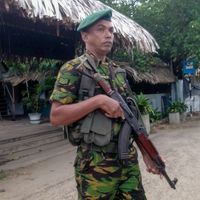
[80,141,118,154]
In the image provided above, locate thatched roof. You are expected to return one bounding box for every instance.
[118,63,175,84]
[1,0,159,53]
[2,64,175,86]
[1,72,44,86]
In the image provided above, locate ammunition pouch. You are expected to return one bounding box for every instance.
[68,110,113,147]
[81,110,112,146]
[67,123,82,146]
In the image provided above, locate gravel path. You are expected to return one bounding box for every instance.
[1,117,200,200]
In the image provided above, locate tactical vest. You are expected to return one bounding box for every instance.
[67,55,128,147]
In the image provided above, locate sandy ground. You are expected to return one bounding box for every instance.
[1,116,200,200]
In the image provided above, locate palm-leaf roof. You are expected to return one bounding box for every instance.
[1,0,159,53]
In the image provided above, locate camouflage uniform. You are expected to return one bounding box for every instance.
[50,53,147,200]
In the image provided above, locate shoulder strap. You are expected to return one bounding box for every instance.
[78,55,96,99]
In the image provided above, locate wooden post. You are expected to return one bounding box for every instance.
[11,85,15,120]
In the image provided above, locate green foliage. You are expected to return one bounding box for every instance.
[45,76,55,90]
[5,57,60,76]
[111,49,157,72]
[38,59,59,71]
[22,83,43,113]
[149,108,162,123]
[133,0,200,73]
[111,49,132,62]
[6,59,29,75]
[40,76,56,102]
[100,0,200,74]
[136,92,154,115]
[22,75,56,113]
[5,57,58,114]
[99,0,138,18]
[132,51,155,72]
[167,101,188,113]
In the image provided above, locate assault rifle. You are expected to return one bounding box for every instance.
[76,57,178,189]
[93,72,178,189]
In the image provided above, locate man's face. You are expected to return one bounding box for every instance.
[81,20,114,56]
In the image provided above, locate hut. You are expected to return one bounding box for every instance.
[121,61,175,113]
[0,0,159,58]
[0,0,174,119]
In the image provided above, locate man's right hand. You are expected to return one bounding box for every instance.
[97,94,124,119]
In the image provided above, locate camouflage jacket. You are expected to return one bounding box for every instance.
[50,53,130,137]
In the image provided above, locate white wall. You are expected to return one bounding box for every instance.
[185,95,200,112]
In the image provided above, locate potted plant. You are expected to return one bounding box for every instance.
[136,93,154,134]
[167,101,187,124]
[22,83,42,124]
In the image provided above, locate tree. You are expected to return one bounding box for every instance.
[100,0,200,77]
[133,0,200,78]
[99,0,139,18]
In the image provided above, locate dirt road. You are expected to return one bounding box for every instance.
[1,116,200,200]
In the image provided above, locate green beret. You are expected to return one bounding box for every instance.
[77,8,112,32]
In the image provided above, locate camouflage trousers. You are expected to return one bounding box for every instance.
[74,146,147,200]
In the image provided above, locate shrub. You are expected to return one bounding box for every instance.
[167,101,188,113]
[136,93,154,115]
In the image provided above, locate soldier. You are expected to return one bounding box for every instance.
[50,8,154,199]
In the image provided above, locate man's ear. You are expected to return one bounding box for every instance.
[81,32,88,42]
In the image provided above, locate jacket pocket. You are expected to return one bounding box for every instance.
[81,111,112,146]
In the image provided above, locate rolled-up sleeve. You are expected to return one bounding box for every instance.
[50,62,80,104]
